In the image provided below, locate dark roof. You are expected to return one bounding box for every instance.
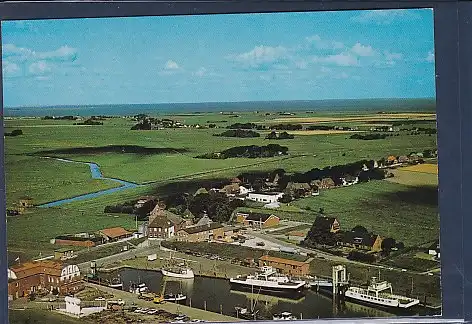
[149,216,173,229]
[238,212,276,222]
[163,211,185,225]
[179,222,223,234]
[341,231,377,247]
[313,216,337,231]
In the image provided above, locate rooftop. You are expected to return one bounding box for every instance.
[9,260,63,279]
[99,227,131,239]
[249,192,282,196]
[180,222,223,234]
[259,255,308,267]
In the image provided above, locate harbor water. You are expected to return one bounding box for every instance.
[103,268,437,320]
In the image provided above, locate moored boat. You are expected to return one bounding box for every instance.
[162,267,194,279]
[229,266,306,298]
[344,276,420,310]
[108,277,123,289]
[273,312,298,321]
[164,293,187,302]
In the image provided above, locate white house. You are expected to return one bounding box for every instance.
[342,176,359,186]
[64,296,105,318]
[60,264,81,282]
[247,192,284,204]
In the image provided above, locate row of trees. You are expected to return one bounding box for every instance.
[165,191,245,223]
[350,133,390,140]
[269,123,303,130]
[74,118,104,125]
[226,123,265,130]
[265,131,294,140]
[42,115,77,120]
[215,129,260,138]
[196,144,289,159]
[104,199,156,220]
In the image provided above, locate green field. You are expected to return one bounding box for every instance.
[291,181,439,246]
[4,110,439,260]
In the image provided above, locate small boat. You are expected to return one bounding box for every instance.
[164,293,187,302]
[108,277,123,289]
[234,306,259,320]
[162,267,194,279]
[129,282,149,294]
[273,312,298,320]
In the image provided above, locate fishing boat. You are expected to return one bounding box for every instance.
[234,306,259,320]
[162,252,195,279]
[273,312,298,321]
[230,266,306,297]
[108,276,123,289]
[162,266,194,279]
[164,293,187,302]
[344,276,420,309]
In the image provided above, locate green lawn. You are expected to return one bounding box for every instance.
[291,181,439,246]
[9,309,85,324]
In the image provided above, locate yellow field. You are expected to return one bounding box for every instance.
[386,164,438,187]
[269,113,436,124]
[401,163,438,174]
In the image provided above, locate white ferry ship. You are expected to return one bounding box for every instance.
[344,276,420,309]
[273,312,298,321]
[229,266,306,297]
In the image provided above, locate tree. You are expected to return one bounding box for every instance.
[395,241,405,250]
[265,131,278,140]
[52,287,59,296]
[11,129,23,136]
[381,237,396,251]
[278,194,292,203]
[318,207,325,215]
[351,225,368,234]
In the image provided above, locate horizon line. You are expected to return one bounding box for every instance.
[4,97,436,109]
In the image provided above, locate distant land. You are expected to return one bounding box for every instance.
[3,98,436,117]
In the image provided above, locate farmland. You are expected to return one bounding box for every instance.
[4,109,439,260]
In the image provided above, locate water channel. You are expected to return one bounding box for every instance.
[101,268,438,320]
[37,157,140,208]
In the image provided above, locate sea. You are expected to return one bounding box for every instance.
[2,98,436,117]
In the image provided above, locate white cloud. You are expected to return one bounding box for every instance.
[3,44,77,62]
[29,61,52,75]
[37,45,77,61]
[313,52,359,67]
[384,51,403,65]
[306,35,345,50]
[165,60,180,70]
[351,43,375,57]
[351,9,419,25]
[194,67,207,77]
[426,51,435,63]
[231,45,289,67]
[2,60,20,76]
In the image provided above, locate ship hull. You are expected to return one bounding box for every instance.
[343,294,420,316]
[229,281,305,298]
[162,269,194,279]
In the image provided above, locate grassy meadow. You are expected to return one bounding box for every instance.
[4,109,439,261]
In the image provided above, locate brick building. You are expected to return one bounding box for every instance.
[8,261,83,300]
[258,255,311,277]
[235,212,280,228]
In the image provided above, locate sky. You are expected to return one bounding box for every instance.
[1,9,435,107]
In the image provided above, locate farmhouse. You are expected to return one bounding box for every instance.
[398,155,410,163]
[428,240,440,259]
[54,248,75,261]
[258,255,311,276]
[194,212,213,227]
[314,178,336,189]
[341,175,359,186]
[8,261,83,300]
[174,223,224,243]
[235,212,280,228]
[148,203,175,239]
[338,231,383,252]
[99,227,132,242]
[247,192,284,203]
[220,183,240,196]
[239,185,253,195]
[313,216,340,233]
[284,182,312,197]
[387,155,398,165]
